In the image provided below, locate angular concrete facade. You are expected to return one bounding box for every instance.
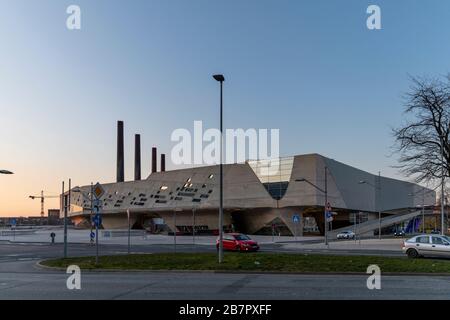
[63,154,435,235]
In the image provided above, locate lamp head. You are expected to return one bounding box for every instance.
[213,74,225,82]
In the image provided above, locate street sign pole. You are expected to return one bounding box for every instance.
[91,182,105,265]
[292,214,300,242]
[95,219,99,265]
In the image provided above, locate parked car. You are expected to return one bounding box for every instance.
[394,230,405,237]
[402,235,450,258]
[216,233,259,252]
[336,230,355,240]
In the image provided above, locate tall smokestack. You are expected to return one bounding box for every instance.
[117,121,124,182]
[161,154,166,172]
[134,134,141,180]
[152,147,157,173]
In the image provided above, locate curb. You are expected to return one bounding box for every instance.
[35,261,450,277]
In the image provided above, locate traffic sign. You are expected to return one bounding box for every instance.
[93,214,102,227]
[10,218,16,227]
[326,211,333,222]
[93,182,105,199]
[93,199,102,214]
[292,214,300,224]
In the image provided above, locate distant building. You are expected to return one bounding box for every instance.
[47,209,62,225]
[63,153,436,236]
[61,121,437,235]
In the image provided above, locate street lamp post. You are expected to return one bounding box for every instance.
[67,179,71,258]
[359,173,382,240]
[422,188,425,233]
[213,74,225,264]
[296,166,328,246]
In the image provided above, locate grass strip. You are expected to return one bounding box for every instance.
[40,252,450,273]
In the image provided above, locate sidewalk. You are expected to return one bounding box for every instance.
[282,238,405,251]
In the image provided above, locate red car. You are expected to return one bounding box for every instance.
[216,233,260,252]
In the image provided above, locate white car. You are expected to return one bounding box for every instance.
[402,235,450,258]
[337,231,355,240]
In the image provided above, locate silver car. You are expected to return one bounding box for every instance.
[337,230,355,240]
[402,235,450,258]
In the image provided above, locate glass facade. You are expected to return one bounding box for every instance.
[247,157,294,200]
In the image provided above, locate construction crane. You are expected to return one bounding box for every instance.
[29,190,59,218]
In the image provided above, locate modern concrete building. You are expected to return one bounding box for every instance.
[62,121,435,236]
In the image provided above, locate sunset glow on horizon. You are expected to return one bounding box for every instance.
[2,0,450,216]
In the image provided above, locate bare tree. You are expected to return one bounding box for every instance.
[393,75,450,183]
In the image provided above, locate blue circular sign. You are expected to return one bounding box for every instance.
[93,214,102,227]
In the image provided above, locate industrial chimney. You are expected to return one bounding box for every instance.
[152,147,157,173]
[117,121,124,182]
[134,134,141,180]
[161,154,166,172]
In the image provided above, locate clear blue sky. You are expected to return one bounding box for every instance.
[1,0,450,215]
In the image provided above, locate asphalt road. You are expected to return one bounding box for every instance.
[0,260,450,299]
[0,240,405,264]
[0,242,449,299]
